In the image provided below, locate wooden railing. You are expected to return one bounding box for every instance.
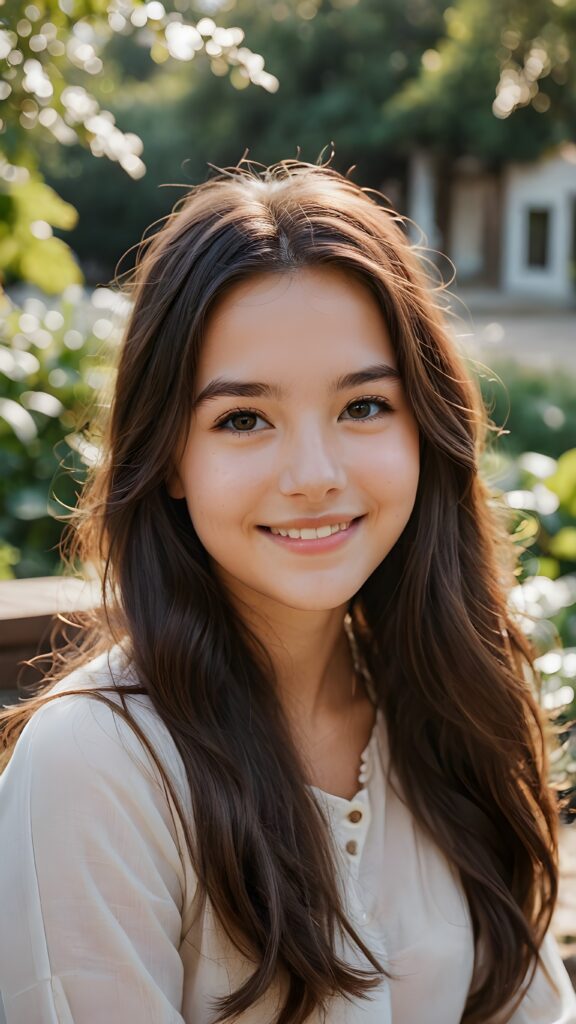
[0,576,99,702]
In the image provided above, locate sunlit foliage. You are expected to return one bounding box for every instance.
[0,0,278,292]
[0,0,278,177]
[383,0,575,158]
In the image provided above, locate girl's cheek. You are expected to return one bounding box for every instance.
[361,430,419,473]
[184,454,265,521]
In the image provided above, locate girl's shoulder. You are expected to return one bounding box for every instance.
[3,645,192,825]
[0,649,200,1015]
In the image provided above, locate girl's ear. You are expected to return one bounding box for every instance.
[166,467,186,500]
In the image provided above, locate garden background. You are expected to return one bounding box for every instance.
[0,0,575,974]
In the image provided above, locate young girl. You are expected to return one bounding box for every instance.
[0,161,574,1024]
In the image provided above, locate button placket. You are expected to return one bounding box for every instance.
[339,792,370,875]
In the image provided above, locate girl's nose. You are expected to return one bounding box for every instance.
[277,426,347,502]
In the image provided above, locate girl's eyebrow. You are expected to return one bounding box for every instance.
[192,362,401,410]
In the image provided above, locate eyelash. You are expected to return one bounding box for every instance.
[212,396,394,437]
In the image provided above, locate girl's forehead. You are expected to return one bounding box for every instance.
[209,266,373,315]
[199,267,397,375]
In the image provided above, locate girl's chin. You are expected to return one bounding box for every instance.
[206,558,367,611]
[252,582,362,613]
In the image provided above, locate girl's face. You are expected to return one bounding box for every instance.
[169,267,420,613]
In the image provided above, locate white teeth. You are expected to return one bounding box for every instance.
[269,521,352,539]
[316,525,332,539]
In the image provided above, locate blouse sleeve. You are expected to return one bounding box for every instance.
[0,691,193,1024]
[506,929,576,1024]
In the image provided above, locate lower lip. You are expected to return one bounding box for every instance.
[258,517,364,554]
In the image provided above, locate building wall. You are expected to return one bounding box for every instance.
[441,163,503,287]
[502,148,576,302]
[450,177,489,280]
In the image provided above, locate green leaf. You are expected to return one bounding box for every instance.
[0,236,20,271]
[0,541,19,581]
[0,194,15,226]
[20,238,83,294]
[546,449,576,517]
[12,181,78,232]
[537,557,561,580]
[549,528,576,562]
[512,513,539,545]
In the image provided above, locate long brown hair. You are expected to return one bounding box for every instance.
[1,160,561,1023]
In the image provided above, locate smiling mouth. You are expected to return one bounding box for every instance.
[258,516,363,540]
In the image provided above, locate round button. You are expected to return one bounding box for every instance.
[348,809,362,824]
[345,839,358,855]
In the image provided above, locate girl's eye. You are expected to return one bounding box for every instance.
[213,396,393,436]
[214,409,270,435]
[341,397,393,421]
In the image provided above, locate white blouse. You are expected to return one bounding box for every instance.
[0,647,574,1024]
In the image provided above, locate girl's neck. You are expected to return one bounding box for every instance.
[222,578,358,727]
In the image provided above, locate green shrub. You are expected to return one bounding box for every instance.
[479,359,576,460]
[0,285,120,576]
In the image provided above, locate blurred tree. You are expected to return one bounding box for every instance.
[383,0,575,161]
[0,0,279,292]
[44,0,451,278]
[194,0,447,177]
[492,0,576,120]
[41,0,576,279]
[4,0,575,285]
